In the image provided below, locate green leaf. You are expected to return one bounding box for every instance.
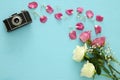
[95,65,101,75]
[98,59,104,66]
[86,40,92,46]
[92,49,105,60]
[90,57,104,66]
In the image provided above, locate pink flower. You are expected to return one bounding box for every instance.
[77,7,84,14]
[54,13,63,20]
[40,15,47,23]
[46,5,54,14]
[28,2,38,9]
[76,22,84,30]
[79,31,91,42]
[66,9,73,15]
[94,25,102,34]
[96,15,104,22]
[69,30,77,40]
[86,10,94,18]
[92,37,105,47]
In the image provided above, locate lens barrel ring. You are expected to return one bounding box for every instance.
[12,16,22,26]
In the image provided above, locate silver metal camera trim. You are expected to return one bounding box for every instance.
[9,11,28,31]
[12,16,22,26]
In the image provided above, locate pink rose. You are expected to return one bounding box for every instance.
[92,37,105,47]
[79,31,91,42]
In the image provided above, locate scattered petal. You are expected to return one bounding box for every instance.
[54,13,63,20]
[96,15,104,22]
[46,5,54,14]
[40,15,47,23]
[76,22,84,30]
[94,25,102,34]
[77,7,84,14]
[86,10,94,18]
[79,31,91,42]
[66,9,74,15]
[69,30,77,40]
[28,2,38,9]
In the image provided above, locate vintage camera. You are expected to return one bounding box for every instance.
[3,10,32,32]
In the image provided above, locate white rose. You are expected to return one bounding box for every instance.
[81,61,96,78]
[72,43,87,62]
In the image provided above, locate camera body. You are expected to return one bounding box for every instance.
[3,10,32,32]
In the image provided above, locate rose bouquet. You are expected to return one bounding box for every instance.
[72,29,120,80]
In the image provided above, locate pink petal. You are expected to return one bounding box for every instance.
[46,5,54,14]
[28,2,38,9]
[77,7,84,14]
[96,15,104,22]
[69,30,77,40]
[92,37,105,47]
[76,22,84,30]
[94,25,102,34]
[79,31,91,42]
[40,15,47,23]
[66,9,73,15]
[54,13,63,20]
[86,10,94,18]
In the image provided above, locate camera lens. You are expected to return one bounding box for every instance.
[12,16,22,26]
[14,18,19,23]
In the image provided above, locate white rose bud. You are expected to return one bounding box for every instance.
[72,43,87,62]
[81,61,96,78]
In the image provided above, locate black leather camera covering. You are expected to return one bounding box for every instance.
[3,10,32,32]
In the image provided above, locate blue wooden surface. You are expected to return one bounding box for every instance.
[0,0,120,80]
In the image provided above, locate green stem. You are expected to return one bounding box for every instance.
[108,64,118,80]
[102,66,112,77]
[113,59,120,66]
[109,64,120,74]
[101,74,113,78]
[32,11,40,17]
[84,55,90,61]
